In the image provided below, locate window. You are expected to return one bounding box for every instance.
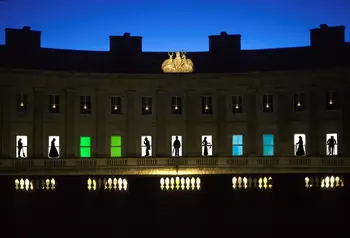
[49,95,60,113]
[326,133,338,156]
[232,135,243,156]
[294,134,306,156]
[80,96,92,114]
[16,94,28,113]
[263,134,274,156]
[111,136,122,157]
[232,96,243,113]
[262,95,273,112]
[48,136,60,158]
[171,135,182,157]
[80,136,91,158]
[142,97,152,115]
[111,96,121,114]
[326,91,337,110]
[293,93,305,112]
[202,96,213,114]
[171,96,182,114]
[141,136,152,157]
[16,135,28,158]
[201,135,213,156]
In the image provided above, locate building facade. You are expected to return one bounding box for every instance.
[0,24,350,176]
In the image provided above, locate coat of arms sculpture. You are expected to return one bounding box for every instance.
[161,50,194,73]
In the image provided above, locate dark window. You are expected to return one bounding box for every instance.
[49,95,60,113]
[232,95,243,113]
[202,96,213,114]
[171,96,182,114]
[80,96,92,114]
[263,95,273,112]
[326,91,337,110]
[16,94,28,113]
[111,96,121,114]
[293,93,305,112]
[142,97,152,115]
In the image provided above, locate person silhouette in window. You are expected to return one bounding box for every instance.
[202,137,212,156]
[295,136,305,156]
[173,136,181,156]
[144,137,150,156]
[49,138,59,158]
[17,138,25,158]
[327,136,337,155]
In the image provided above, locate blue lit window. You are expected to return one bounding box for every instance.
[232,135,243,156]
[263,134,274,156]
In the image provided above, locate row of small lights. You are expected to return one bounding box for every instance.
[15,178,56,191]
[87,178,128,191]
[305,176,344,188]
[160,177,201,190]
[232,177,273,189]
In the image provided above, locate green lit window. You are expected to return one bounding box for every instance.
[80,136,91,158]
[111,136,122,157]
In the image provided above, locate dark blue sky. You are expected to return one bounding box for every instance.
[0,0,349,51]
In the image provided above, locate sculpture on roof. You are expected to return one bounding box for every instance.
[161,50,193,73]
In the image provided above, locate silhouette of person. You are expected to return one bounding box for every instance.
[143,137,150,156]
[49,138,59,158]
[202,137,212,156]
[327,136,337,155]
[17,138,24,158]
[295,136,305,156]
[173,136,181,156]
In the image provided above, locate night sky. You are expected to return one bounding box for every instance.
[0,0,349,51]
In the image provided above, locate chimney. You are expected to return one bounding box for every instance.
[310,24,345,49]
[109,32,142,54]
[5,26,41,49]
[209,32,241,54]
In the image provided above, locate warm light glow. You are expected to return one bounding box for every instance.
[20,102,24,107]
[87,177,127,191]
[266,103,270,108]
[160,177,200,190]
[297,101,301,107]
[83,104,87,110]
[329,100,333,105]
[145,105,149,111]
[52,104,56,109]
[114,105,118,110]
[162,51,194,73]
[232,176,272,190]
[15,178,55,191]
[235,104,239,109]
[174,105,178,110]
[205,105,209,110]
[305,176,344,189]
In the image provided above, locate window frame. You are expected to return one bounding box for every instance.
[171,96,182,114]
[293,93,305,112]
[262,95,273,113]
[80,136,91,158]
[232,134,243,156]
[201,96,213,114]
[111,96,122,114]
[80,96,92,114]
[110,135,122,157]
[48,95,60,113]
[16,93,28,113]
[142,97,153,115]
[232,95,243,113]
[263,134,274,156]
[325,90,337,111]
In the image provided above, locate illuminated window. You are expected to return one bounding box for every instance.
[16,135,28,158]
[111,136,122,157]
[293,93,305,112]
[171,135,182,157]
[171,96,182,114]
[80,96,91,114]
[201,135,213,156]
[48,95,60,113]
[262,95,273,112]
[48,136,60,158]
[232,95,243,113]
[326,133,338,156]
[141,136,152,157]
[326,91,337,110]
[232,135,243,156]
[80,136,91,158]
[294,134,306,156]
[16,94,28,113]
[111,96,121,114]
[160,177,201,190]
[263,134,274,156]
[142,97,152,115]
[202,96,213,114]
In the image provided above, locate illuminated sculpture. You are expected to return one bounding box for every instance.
[161,50,194,73]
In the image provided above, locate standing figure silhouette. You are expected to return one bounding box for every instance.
[49,138,59,158]
[144,137,150,156]
[173,136,181,156]
[202,137,211,156]
[17,138,24,158]
[327,136,337,155]
[295,136,305,156]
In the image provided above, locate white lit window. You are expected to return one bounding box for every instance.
[294,134,306,156]
[171,135,182,157]
[141,136,152,157]
[201,135,213,156]
[16,135,28,158]
[326,133,338,156]
[48,136,60,158]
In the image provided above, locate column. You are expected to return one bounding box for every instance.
[64,89,75,157]
[126,90,136,157]
[308,88,320,156]
[96,89,106,157]
[156,90,166,156]
[216,94,227,156]
[186,90,197,156]
[341,86,350,156]
[33,88,44,157]
[0,86,11,157]
[247,88,257,156]
[277,89,288,156]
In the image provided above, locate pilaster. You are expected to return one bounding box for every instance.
[126,90,136,157]
[33,88,44,157]
[309,87,320,156]
[96,89,106,157]
[64,88,75,157]
[0,86,11,158]
[156,90,166,156]
[247,88,257,156]
[186,90,197,156]
[216,93,227,156]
